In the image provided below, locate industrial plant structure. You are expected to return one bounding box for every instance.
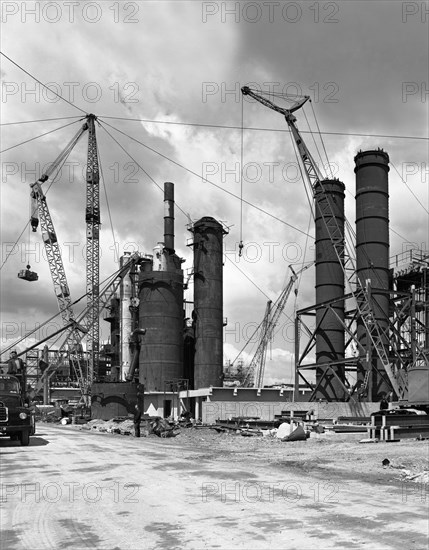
[90,183,231,419]
[296,149,428,405]
[5,92,428,423]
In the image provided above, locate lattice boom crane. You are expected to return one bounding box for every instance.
[85,114,101,385]
[20,114,102,399]
[243,265,311,388]
[26,121,89,394]
[241,86,400,397]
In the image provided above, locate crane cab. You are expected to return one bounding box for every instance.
[18,265,38,282]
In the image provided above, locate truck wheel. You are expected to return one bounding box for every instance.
[20,431,30,446]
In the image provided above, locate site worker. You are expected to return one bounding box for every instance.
[7,351,26,390]
[133,404,142,438]
[379,394,389,411]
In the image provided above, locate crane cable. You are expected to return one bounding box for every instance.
[288,127,315,221]
[310,100,334,180]
[97,111,429,241]
[96,114,428,141]
[294,108,388,291]
[0,118,85,154]
[288,110,387,291]
[230,314,266,368]
[0,51,87,115]
[96,127,119,266]
[0,137,82,272]
[97,120,190,221]
[239,94,244,257]
[293,211,313,311]
[302,104,329,180]
[26,193,32,270]
[0,116,84,126]
[97,117,312,237]
[1,259,133,358]
[391,160,429,215]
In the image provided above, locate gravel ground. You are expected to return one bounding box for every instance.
[6,423,428,549]
[77,422,429,484]
[171,428,429,478]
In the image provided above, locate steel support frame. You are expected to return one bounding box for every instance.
[295,287,427,401]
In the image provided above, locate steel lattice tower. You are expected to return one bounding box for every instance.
[85,115,100,384]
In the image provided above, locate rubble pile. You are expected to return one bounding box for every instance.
[150,417,180,438]
[82,418,136,435]
[80,416,180,437]
[214,418,310,441]
[380,456,429,484]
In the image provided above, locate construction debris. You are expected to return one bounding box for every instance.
[276,422,297,439]
[150,417,179,438]
[240,429,262,437]
[282,425,308,442]
[398,470,429,484]
[82,418,135,435]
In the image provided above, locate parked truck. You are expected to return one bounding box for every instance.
[0,374,34,446]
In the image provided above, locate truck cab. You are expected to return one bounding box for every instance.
[0,375,34,446]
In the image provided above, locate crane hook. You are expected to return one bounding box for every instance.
[238,241,244,257]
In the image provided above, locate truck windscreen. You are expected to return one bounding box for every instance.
[0,381,20,393]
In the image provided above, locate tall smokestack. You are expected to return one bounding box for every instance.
[355,149,391,400]
[314,179,346,400]
[191,217,226,388]
[139,181,184,391]
[164,181,175,253]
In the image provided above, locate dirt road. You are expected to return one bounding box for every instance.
[1,425,428,549]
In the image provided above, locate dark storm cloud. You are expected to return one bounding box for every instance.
[1,1,427,370]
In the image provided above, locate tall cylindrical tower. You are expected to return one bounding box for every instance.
[355,149,391,400]
[138,269,184,390]
[164,181,175,253]
[138,183,184,391]
[314,179,346,400]
[105,296,120,380]
[119,252,133,380]
[191,217,225,388]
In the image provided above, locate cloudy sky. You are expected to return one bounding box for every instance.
[1,1,428,384]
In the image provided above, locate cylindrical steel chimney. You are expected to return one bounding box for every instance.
[314,179,346,400]
[138,181,184,391]
[119,252,133,380]
[191,217,225,388]
[164,181,175,253]
[355,149,391,400]
[138,271,184,391]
